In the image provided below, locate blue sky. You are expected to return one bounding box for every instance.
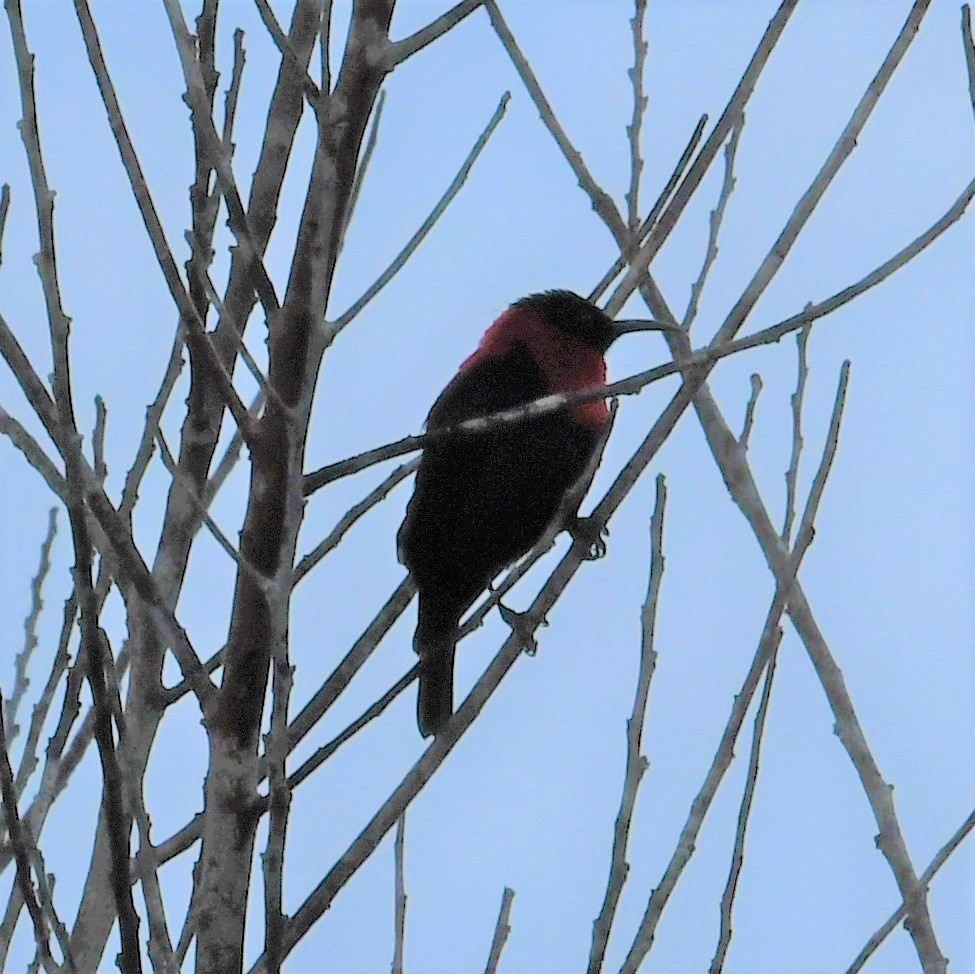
[0,1,973,972]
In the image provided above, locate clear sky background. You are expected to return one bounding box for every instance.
[0,1,973,972]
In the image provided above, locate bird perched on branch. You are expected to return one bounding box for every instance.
[397,290,669,737]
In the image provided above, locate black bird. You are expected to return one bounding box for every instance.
[398,290,666,736]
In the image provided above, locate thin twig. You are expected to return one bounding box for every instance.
[846,806,975,973]
[485,0,627,240]
[223,29,246,148]
[331,91,510,332]
[962,6,975,124]
[588,475,667,974]
[588,113,707,304]
[392,814,406,974]
[483,888,514,974]
[738,374,763,450]
[783,323,810,543]
[254,0,321,102]
[385,0,486,65]
[287,668,417,793]
[715,1,932,347]
[6,507,58,742]
[92,394,107,483]
[294,459,417,582]
[316,0,332,106]
[29,850,73,971]
[709,641,778,974]
[155,429,267,588]
[337,89,386,261]
[625,0,648,232]
[262,622,294,974]
[602,0,803,316]
[0,402,68,502]
[0,697,58,974]
[14,595,75,796]
[119,332,185,522]
[0,183,10,267]
[683,112,743,331]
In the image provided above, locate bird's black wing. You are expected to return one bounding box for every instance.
[398,342,599,599]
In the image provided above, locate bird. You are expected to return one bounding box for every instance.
[397,290,669,737]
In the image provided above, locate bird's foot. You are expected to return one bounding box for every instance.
[568,514,609,560]
[498,602,546,656]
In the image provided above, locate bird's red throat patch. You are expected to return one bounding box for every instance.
[459,309,610,426]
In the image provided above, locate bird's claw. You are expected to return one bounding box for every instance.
[498,602,546,656]
[568,515,609,560]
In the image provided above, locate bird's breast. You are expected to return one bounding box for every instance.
[460,309,610,426]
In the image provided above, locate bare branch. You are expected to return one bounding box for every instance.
[962,5,975,124]
[846,806,975,973]
[715,0,932,346]
[284,669,414,795]
[262,637,294,974]
[625,0,648,232]
[392,814,406,974]
[6,507,58,742]
[254,0,322,102]
[119,332,185,522]
[223,28,246,148]
[588,474,667,974]
[29,849,73,971]
[317,0,332,102]
[709,637,778,974]
[386,0,486,66]
[294,459,417,583]
[483,887,514,974]
[783,323,810,543]
[331,91,510,332]
[156,430,267,588]
[337,89,386,262]
[589,112,707,304]
[0,183,10,266]
[485,0,627,240]
[683,113,743,331]
[738,374,763,450]
[14,595,75,796]
[0,402,67,500]
[0,699,59,974]
[163,0,284,320]
[605,0,803,316]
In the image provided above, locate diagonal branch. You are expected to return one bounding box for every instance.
[483,887,514,974]
[331,91,510,332]
[386,0,486,66]
[846,806,975,973]
[485,0,627,240]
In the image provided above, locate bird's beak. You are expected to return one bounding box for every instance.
[612,318,680,336]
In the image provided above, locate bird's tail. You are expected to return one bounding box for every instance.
[415,594,457,738]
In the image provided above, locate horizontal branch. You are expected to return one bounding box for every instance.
[303,167,975,492]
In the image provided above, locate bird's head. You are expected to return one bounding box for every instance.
[514,289,674,352]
